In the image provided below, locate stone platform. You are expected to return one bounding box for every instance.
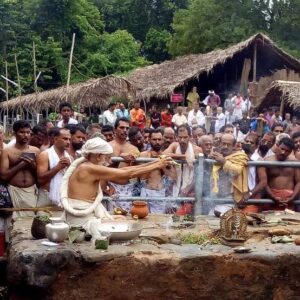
[6,214,300,299]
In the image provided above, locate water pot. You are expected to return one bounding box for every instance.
[45,217,69,243]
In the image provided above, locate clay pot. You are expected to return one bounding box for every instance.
[295,238,300,246]
[130,201,149,219]
[31,216,51,239]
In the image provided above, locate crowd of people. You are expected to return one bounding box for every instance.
[1,89,300,239]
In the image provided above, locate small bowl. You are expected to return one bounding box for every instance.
[233,247,251,253]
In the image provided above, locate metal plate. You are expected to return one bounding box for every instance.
[98,221,143,241]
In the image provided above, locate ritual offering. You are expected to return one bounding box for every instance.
[220,208,247,247]
[95,238,109,250]
[130,201,149,219]
[45,217,69,243]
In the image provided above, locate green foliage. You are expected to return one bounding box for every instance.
[176,231,220,245]
[169,0,300,58]
[0,0,149,100]
[80,30,148,76]
[93,0,188,62]
[144,28,172,63]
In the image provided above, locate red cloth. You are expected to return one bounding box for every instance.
[161,111,173,127]
[264,189,294,211]
[176,203,193,215]
[130,108,146,129]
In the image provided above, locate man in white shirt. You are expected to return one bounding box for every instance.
[215,107,226,133]
[172,106,187,129]
[248,132,275,196]
[57,102,78,128]
[102,103,117,126]
[187,103,205,127]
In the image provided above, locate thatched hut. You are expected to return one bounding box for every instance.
[127,33,300,107]
[0,75,135,115]
[256,80,300,115]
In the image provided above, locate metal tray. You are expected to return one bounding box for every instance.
[98,221,143,241]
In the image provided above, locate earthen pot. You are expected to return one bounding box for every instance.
[130,201,149,219]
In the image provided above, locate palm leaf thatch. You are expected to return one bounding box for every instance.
[127,33,300,101]
[256,80,300,110]
[0,75,135,111]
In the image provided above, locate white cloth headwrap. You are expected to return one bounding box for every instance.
[81,137,113,158]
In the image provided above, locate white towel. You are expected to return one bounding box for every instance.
[173,143,195,197]
[47,146,71,205]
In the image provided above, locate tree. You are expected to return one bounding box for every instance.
[144,28,172,63]
[169,0,259,56]
[168,0,300,58]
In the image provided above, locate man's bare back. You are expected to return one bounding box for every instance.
[1,145,40,187]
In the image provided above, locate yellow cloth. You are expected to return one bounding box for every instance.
[187,92,200,107]
[212,151,249,203]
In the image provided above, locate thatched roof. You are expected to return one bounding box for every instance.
[256,80,300,110]
[127,33,300,101]
[0,75,135,111]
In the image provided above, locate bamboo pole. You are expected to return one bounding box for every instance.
[14,54,22,117]
[66,33,76,101]
[5,61,9,123]
[32,42,39,122]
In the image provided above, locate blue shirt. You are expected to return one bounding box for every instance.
[115,109,130,120]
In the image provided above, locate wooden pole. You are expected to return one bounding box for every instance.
[5,61,9,124]
[14,54,22,117]
[33,42,38,122]
[66,33,76,101]
[253,42,257,82]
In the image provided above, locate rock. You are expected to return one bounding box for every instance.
[295,238,300,246]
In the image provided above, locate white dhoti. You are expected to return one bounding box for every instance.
[140,186,166,214]
[8,184,38,217]
[62,198,111,235]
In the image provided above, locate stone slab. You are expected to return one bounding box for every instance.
[6,214,300,299]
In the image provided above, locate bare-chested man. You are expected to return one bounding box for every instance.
[61,138,173,238]
[108,118,140,211]
[66,125,86,159]
[257,137,300,210]
[37,128,72,206]
[163,124,202,197]
[292,131,300,160]
[0,121,40,216]
[140,129,176,213]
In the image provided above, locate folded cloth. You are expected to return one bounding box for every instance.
[212,151,249,203]
[8,184,38,217]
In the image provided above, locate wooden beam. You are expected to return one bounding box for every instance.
[253,42,257,82]
[5,61,9,119]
